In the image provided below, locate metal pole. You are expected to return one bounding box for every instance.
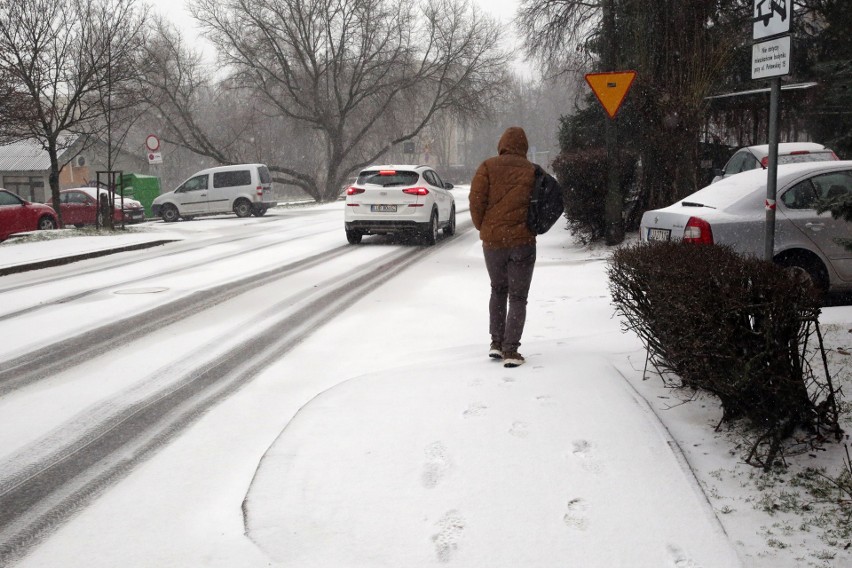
[602,0,623,245]
[764,77,780,261]
[605,117,623,244]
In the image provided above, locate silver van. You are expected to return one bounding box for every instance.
[152,164,277,222]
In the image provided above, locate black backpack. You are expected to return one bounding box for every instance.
[527,165,564,234]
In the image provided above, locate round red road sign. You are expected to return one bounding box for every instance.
[145,134,160,152]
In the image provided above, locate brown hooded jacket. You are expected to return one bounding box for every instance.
[469,126,537,249]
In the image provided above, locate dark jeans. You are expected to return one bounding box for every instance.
[483,244,536,353]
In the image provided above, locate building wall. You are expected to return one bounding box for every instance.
[0,172,49,203]
[59,146,150,190]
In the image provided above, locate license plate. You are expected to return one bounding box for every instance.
[371,204,397,212]
[647,228,671,241]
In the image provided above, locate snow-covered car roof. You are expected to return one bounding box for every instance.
[64,186,142,207]
[675,159,852,212]
[740,142,834,158]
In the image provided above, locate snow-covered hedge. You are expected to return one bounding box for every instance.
[608,241,843,469]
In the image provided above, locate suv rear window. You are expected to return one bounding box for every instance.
[778,152,837,165]
[357,170,419,187]
[213,170,251,188]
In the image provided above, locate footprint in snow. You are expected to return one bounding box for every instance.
[463,402,487,417]
[572,439,592,456]
[508,421,529,438]
[432,510,465,563]
[666,544,699,567]
[563,498,589,530]
[422,442,451,489]
[571,439,604,474]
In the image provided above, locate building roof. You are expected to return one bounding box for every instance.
[0,136,77,172]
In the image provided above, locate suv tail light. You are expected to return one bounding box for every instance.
[402,187,429,196]
[256,185,263,197]
[683,217,713,244]
[347,187,365,195]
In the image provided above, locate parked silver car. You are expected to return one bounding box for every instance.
[711,142,838,184]
[641,161,852,294]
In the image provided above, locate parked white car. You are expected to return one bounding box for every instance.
[343,165,456,245]
[711,142,838,184]
[152,164,277,222]
[641,161,852,294]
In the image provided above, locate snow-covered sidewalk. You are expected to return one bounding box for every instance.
[244,343,742,567]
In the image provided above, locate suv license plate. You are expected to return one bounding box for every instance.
[647,228,671,241]
[371,205,397,212]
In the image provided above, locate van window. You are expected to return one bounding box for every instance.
[214,170,251,188]
[178,174,209,192]
[258,166,271,184]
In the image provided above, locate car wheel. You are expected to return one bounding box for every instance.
[234,199,253,218]
[443,206,456,236]
[38,216,57,231]
[422,210,438,246]
[346,229,362,244]
[161,204,180,223]
[777,254,829,296]
[252,206,268,217]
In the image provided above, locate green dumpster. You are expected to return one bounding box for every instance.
[121,174,161,218]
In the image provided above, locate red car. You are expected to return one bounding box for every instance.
[0,188,59,242]
[47,187,146,227]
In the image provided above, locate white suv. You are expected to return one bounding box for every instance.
[343,165,456,245]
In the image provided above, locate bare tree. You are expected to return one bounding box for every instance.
[516,0,602,76]
[144,0,509,202]
[0,69,38,143]
[0,0,146,222]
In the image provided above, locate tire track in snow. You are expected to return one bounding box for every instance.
[0,215,338,318]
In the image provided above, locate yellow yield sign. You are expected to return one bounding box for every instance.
[584,71,637,119]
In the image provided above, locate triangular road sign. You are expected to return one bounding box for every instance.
[584,71,637,119]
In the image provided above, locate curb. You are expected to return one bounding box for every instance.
[0,240,177,276]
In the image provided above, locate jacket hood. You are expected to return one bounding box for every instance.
[498,127,529,157]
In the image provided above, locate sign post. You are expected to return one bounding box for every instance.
[751,0,791,261]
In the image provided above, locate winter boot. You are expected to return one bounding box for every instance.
[502,351,525,368]
[489,341,503,359]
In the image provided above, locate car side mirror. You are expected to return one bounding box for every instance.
[444,182,454,190]
[713,168,724,177]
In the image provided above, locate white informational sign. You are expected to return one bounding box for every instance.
[147,151,163,164]
[752,35,791,79]
[753,0,792,40]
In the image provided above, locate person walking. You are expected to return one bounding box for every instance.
[469,126,537,368]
